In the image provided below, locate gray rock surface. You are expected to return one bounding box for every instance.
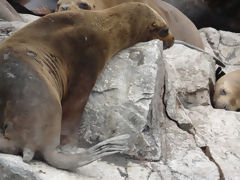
[0,19,240,180]
[200,27,240,73]
[0,14,39,43]
[80,40,164,160]
[0,154,40,180]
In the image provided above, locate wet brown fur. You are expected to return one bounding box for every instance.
[57,0,204,49]
[0,2,174,170]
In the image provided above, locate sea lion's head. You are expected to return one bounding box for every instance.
[213,70,240,111]
[146,21,174,49]
[137,4,174,49]
[57,1,174,49]
[57,0,91,11]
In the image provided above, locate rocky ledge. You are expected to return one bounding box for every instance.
[0,15,240,180]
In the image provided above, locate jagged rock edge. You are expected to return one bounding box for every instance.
[162,72,223,179]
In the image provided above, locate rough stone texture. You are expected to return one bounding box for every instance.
[163,44,215,128]
[0,14,39,43]
[80,40,164,160]
[0,154,40,180]
[188,106,240,179]
[161,28,240,179]
[200,27,240,73]
[0,17,240,180]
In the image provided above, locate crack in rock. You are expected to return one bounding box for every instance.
[201,146,225,180]
[117,167,128,179]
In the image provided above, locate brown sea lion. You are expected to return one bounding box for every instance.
[0,2,174,170]
[0,0,23,21]
[213,70,240,111]
[162,0,240,32]
[57,0,204,49]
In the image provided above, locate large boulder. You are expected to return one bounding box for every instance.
[80,40,164,160]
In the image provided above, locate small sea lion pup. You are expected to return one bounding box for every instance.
[57,0,204,49]
[0,2,174,171]
[213,70,240,112]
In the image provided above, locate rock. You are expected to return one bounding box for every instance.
[80,40,164,160]
[80,39,220,179]
[20,14,40,23]
[0,14,39,43]
[200,28,240,73]
[0,154,40,180]
[162,28,240,179]
[188,106,240,179]
[163,43,215,129]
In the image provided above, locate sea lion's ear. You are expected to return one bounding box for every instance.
[149,22,159,32]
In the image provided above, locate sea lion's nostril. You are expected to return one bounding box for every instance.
[159,28,169,37]
[61,5,69,11]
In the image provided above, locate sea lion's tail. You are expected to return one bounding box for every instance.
[43,134,130,171]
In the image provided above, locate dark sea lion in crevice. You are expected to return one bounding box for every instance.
[0,2,174,170]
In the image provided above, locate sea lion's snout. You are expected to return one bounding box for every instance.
[57,1,92,11]
[60,5,70,11]
[148,23,174,49]
[163,35,174,49]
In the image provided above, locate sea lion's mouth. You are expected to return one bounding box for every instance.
[163,37,174,49]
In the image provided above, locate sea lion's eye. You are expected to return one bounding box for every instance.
[236,108,240,112]
[159,28,169,37]
[220,89,227,95]
[77,2,91,10]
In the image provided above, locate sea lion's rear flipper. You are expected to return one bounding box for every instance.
[0,136,19,154]
[23,147,35,162]
[43,134,130,171]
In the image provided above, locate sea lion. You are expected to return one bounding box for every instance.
[0,0,23,21]
[0,2,174,170]
[57,0,204,49]
[162,0,240,32]
[213,70,240,111]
